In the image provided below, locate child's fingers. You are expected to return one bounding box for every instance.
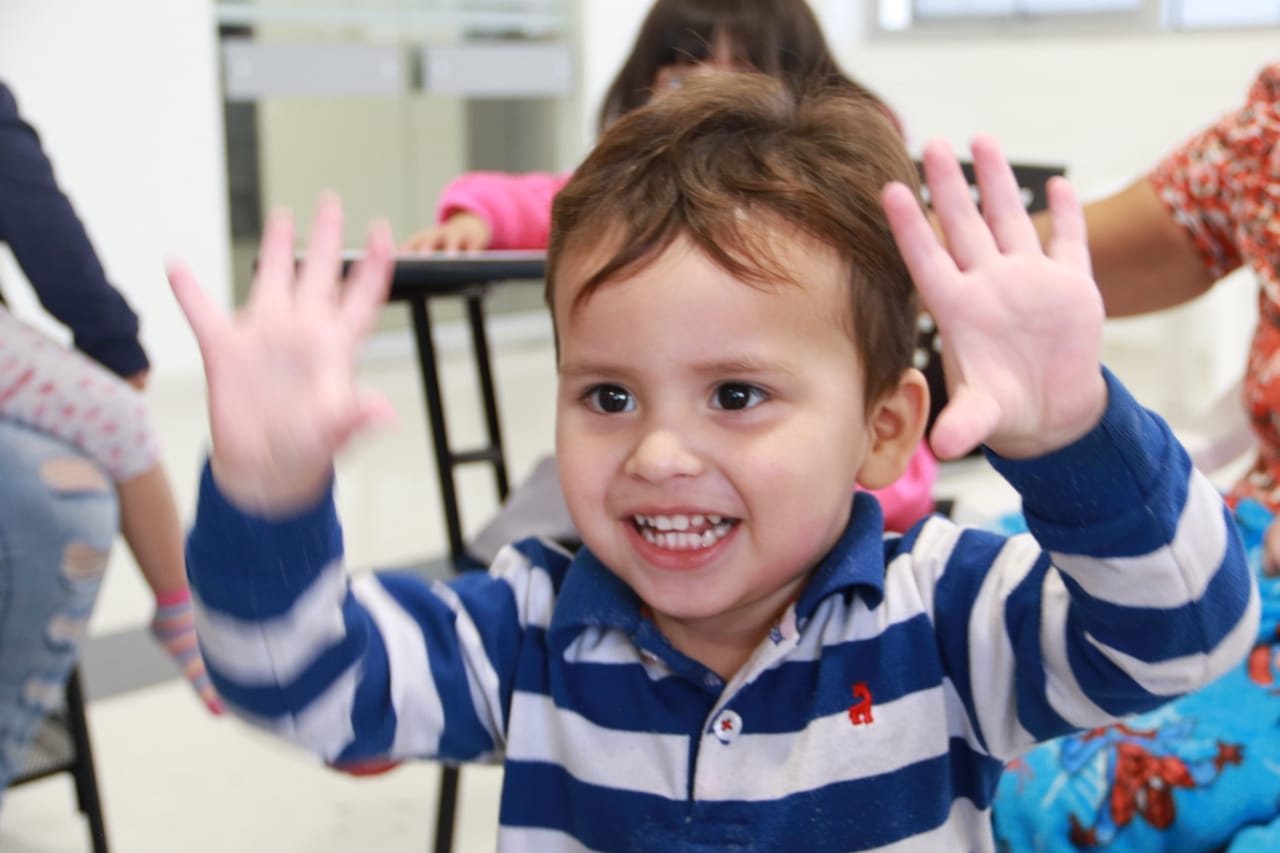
[1044,177,1092,277]
[921,139,997,271]
[298,192,346,303]
[327,387,399,453]
[355,388,399,433]
[883,181,959,313]
[439,225,485,255]
[929,385,1001,461]
[166,258,226,356]
[400,228,438,253]
[439,230,464,255]
[250,208,297,313]
[970,136,1040,255]
[453,231,482,253]
[342,219,395,338]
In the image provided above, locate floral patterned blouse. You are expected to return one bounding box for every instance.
[1150,62,1280,509]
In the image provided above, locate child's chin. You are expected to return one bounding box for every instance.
[637,586,729,623]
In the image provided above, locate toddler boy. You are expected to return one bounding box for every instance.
[170,74,1258,851]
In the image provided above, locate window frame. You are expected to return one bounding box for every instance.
[868,0,1280,39]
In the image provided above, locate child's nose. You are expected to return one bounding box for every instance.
[624,427,704,483]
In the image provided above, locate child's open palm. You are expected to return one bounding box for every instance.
[167,196,397,513]
[883,136,1107,461]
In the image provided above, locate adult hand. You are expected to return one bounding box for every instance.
[401,211,492,254]
[882,136,1107,461]
[167,194,397,515]
[1263,517,1280,577]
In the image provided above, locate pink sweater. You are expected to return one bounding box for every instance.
[437,171,572,251]
[436,171,939,531]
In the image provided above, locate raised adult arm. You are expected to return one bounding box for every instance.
[1032,177,1213,318]
[1033,66,1280,319]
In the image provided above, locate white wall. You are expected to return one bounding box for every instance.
[3,0,1269,413]
[0,0,230,385]
[251,10,470,255]
[257,95,467,257]
[571,0,1273,418]
[569,0,652,153]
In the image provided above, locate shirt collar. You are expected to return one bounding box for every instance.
[793,492,888,617]
[548,492,889,640]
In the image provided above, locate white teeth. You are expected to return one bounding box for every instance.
[634,515,735,551]
[643,513,706,532]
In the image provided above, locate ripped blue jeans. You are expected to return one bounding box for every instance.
[0,417,116,795]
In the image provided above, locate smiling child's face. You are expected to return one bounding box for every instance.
[553,231,903,669]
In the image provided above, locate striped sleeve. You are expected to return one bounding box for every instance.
[924,370,1259,762]
[185,463,559,765]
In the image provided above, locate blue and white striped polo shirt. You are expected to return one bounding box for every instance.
[188,374,1258,852]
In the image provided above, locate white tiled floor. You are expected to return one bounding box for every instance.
[0,309,1253,852]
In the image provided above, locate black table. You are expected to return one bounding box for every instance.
[347,250,547,853]
[361,251,548,569]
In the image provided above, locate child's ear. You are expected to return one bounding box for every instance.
[857,368,930,490]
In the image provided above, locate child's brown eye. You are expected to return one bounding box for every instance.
[713,383,766,411]
[587,385,634,414]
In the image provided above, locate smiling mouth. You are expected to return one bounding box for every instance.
[631,513,738,550]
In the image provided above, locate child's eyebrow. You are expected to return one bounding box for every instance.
[556,359,634,381]
[689,356,797,377]
[557,355,797,380]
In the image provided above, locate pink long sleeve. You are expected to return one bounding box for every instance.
[436,171,573,250]
[867,443,937,533]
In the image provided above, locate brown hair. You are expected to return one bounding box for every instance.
[597,0,899,135]
[549,72,921,406]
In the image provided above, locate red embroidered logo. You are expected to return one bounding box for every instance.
[848,682,874,726]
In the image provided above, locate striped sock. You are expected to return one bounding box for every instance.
[151,588,223,715]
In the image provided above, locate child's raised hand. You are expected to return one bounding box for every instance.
[167,195,397,514]
[883,136,1107,461]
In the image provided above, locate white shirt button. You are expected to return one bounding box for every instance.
[712,709,743,744]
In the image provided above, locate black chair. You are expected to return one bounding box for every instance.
[913,161,1067,446]
[9,666,109,853]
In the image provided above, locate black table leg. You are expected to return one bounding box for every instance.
[408,287,511,853]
